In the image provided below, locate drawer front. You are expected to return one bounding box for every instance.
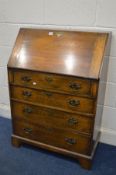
[13,70,93,97]
[13,121,92,155]
[11,86,95,114]
[11,101,94,134]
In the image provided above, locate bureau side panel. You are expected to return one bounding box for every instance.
[7,68,15,120]
[93,32,111,142]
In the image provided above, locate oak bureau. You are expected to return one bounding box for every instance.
[7,28,111,169]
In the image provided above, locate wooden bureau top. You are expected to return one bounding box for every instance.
[8,28,109,79]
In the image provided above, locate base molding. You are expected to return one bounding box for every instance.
[100,127,116,146]
[11,132,100,170]
[0,104,11,119]
[12,133,100,160]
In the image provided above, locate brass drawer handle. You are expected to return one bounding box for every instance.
[23,91,32,97]
[44,92,53,97]
[23,107,33,114]
[69,83,81,90]
[21,76,31,82]
[45,77,53,83]
[68,118,78,125]
[68,99,80,107]
[65,138,77,145]
[23,128,32,134]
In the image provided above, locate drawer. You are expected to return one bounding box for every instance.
[13,120,92,155]
[12,70,95,97]
[11,101,94,134]
[11,86,95,114]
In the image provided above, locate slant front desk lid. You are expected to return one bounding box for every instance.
[8,28,109,79]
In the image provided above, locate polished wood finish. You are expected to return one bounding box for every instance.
[78,157,92,169]
[13,70,94,97]
[11,101,94,134]
[11,86,95,114]
[8,28,110,170]
[8,29,108,79]
[13,120,92,155]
